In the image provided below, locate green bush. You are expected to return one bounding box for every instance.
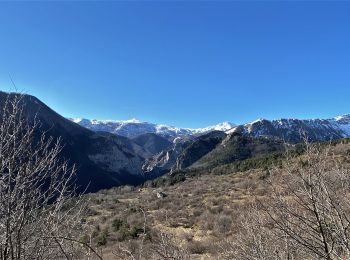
[117,225,144,241]
[96,229,108,246]
[128,226,144,238]
[112,218,125,231]
[150,173,187,187]
[169,173,186,185]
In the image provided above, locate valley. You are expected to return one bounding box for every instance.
[78,138,350,259]
[1,91,350,259]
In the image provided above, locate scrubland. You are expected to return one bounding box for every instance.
[79,140,350,259]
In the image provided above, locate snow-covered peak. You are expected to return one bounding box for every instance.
[334,114,350,124]
[331,114,350,136]
[192,121,235,133]
[213,121,236,131]
[71,118,86,124]
[70,118,236,139]
[225,114,350,141]
[123,118,143,123]
[71,113,350,141]
[248,118,266,125]
[81,118,144,124]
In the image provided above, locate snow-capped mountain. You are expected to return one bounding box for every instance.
[71,114,350,143]
[71,118,236,139]
[227,114,350,142]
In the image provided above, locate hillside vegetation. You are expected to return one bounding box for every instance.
[77,139,350,259]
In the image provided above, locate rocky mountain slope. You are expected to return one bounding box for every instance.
[131,133,172,157]
[187,133,285,170]
[141,135,194,177]
[143,131,285,176]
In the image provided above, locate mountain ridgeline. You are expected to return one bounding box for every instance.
[73,115,350,143]
[230,117,350,143]
[0,92,148,192]
[72,118,235,139]
[2,91,350,192]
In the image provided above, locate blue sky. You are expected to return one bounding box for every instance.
[0,1,349,128]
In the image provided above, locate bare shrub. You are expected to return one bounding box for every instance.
[231,140,350,260]
[187,240,207,255]
[197,211,215,231]
[219,203,300,260]
[213,214,232,235]
[150,233,190,260]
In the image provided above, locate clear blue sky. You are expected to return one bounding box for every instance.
[0,1,349,128]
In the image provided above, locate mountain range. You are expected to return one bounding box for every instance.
[72,115,350,142]
[71,118,235,139]
[229,116,350,142]
[71,113,350,178]
[2,91,350,192]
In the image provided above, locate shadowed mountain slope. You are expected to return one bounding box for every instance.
[0,92,146,192]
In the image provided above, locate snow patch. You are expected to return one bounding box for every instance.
[70,118,236,138]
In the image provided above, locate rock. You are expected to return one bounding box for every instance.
[156,192,167,199]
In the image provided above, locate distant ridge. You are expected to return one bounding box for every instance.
[70,118,235,139]
[71,115,350,142]
[228,115,350,143]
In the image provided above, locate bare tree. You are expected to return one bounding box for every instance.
[150,232,190,260]
[113,232,189,260]
[232,139,350,260]
[265,140,350,259]
[0,93,99,260]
